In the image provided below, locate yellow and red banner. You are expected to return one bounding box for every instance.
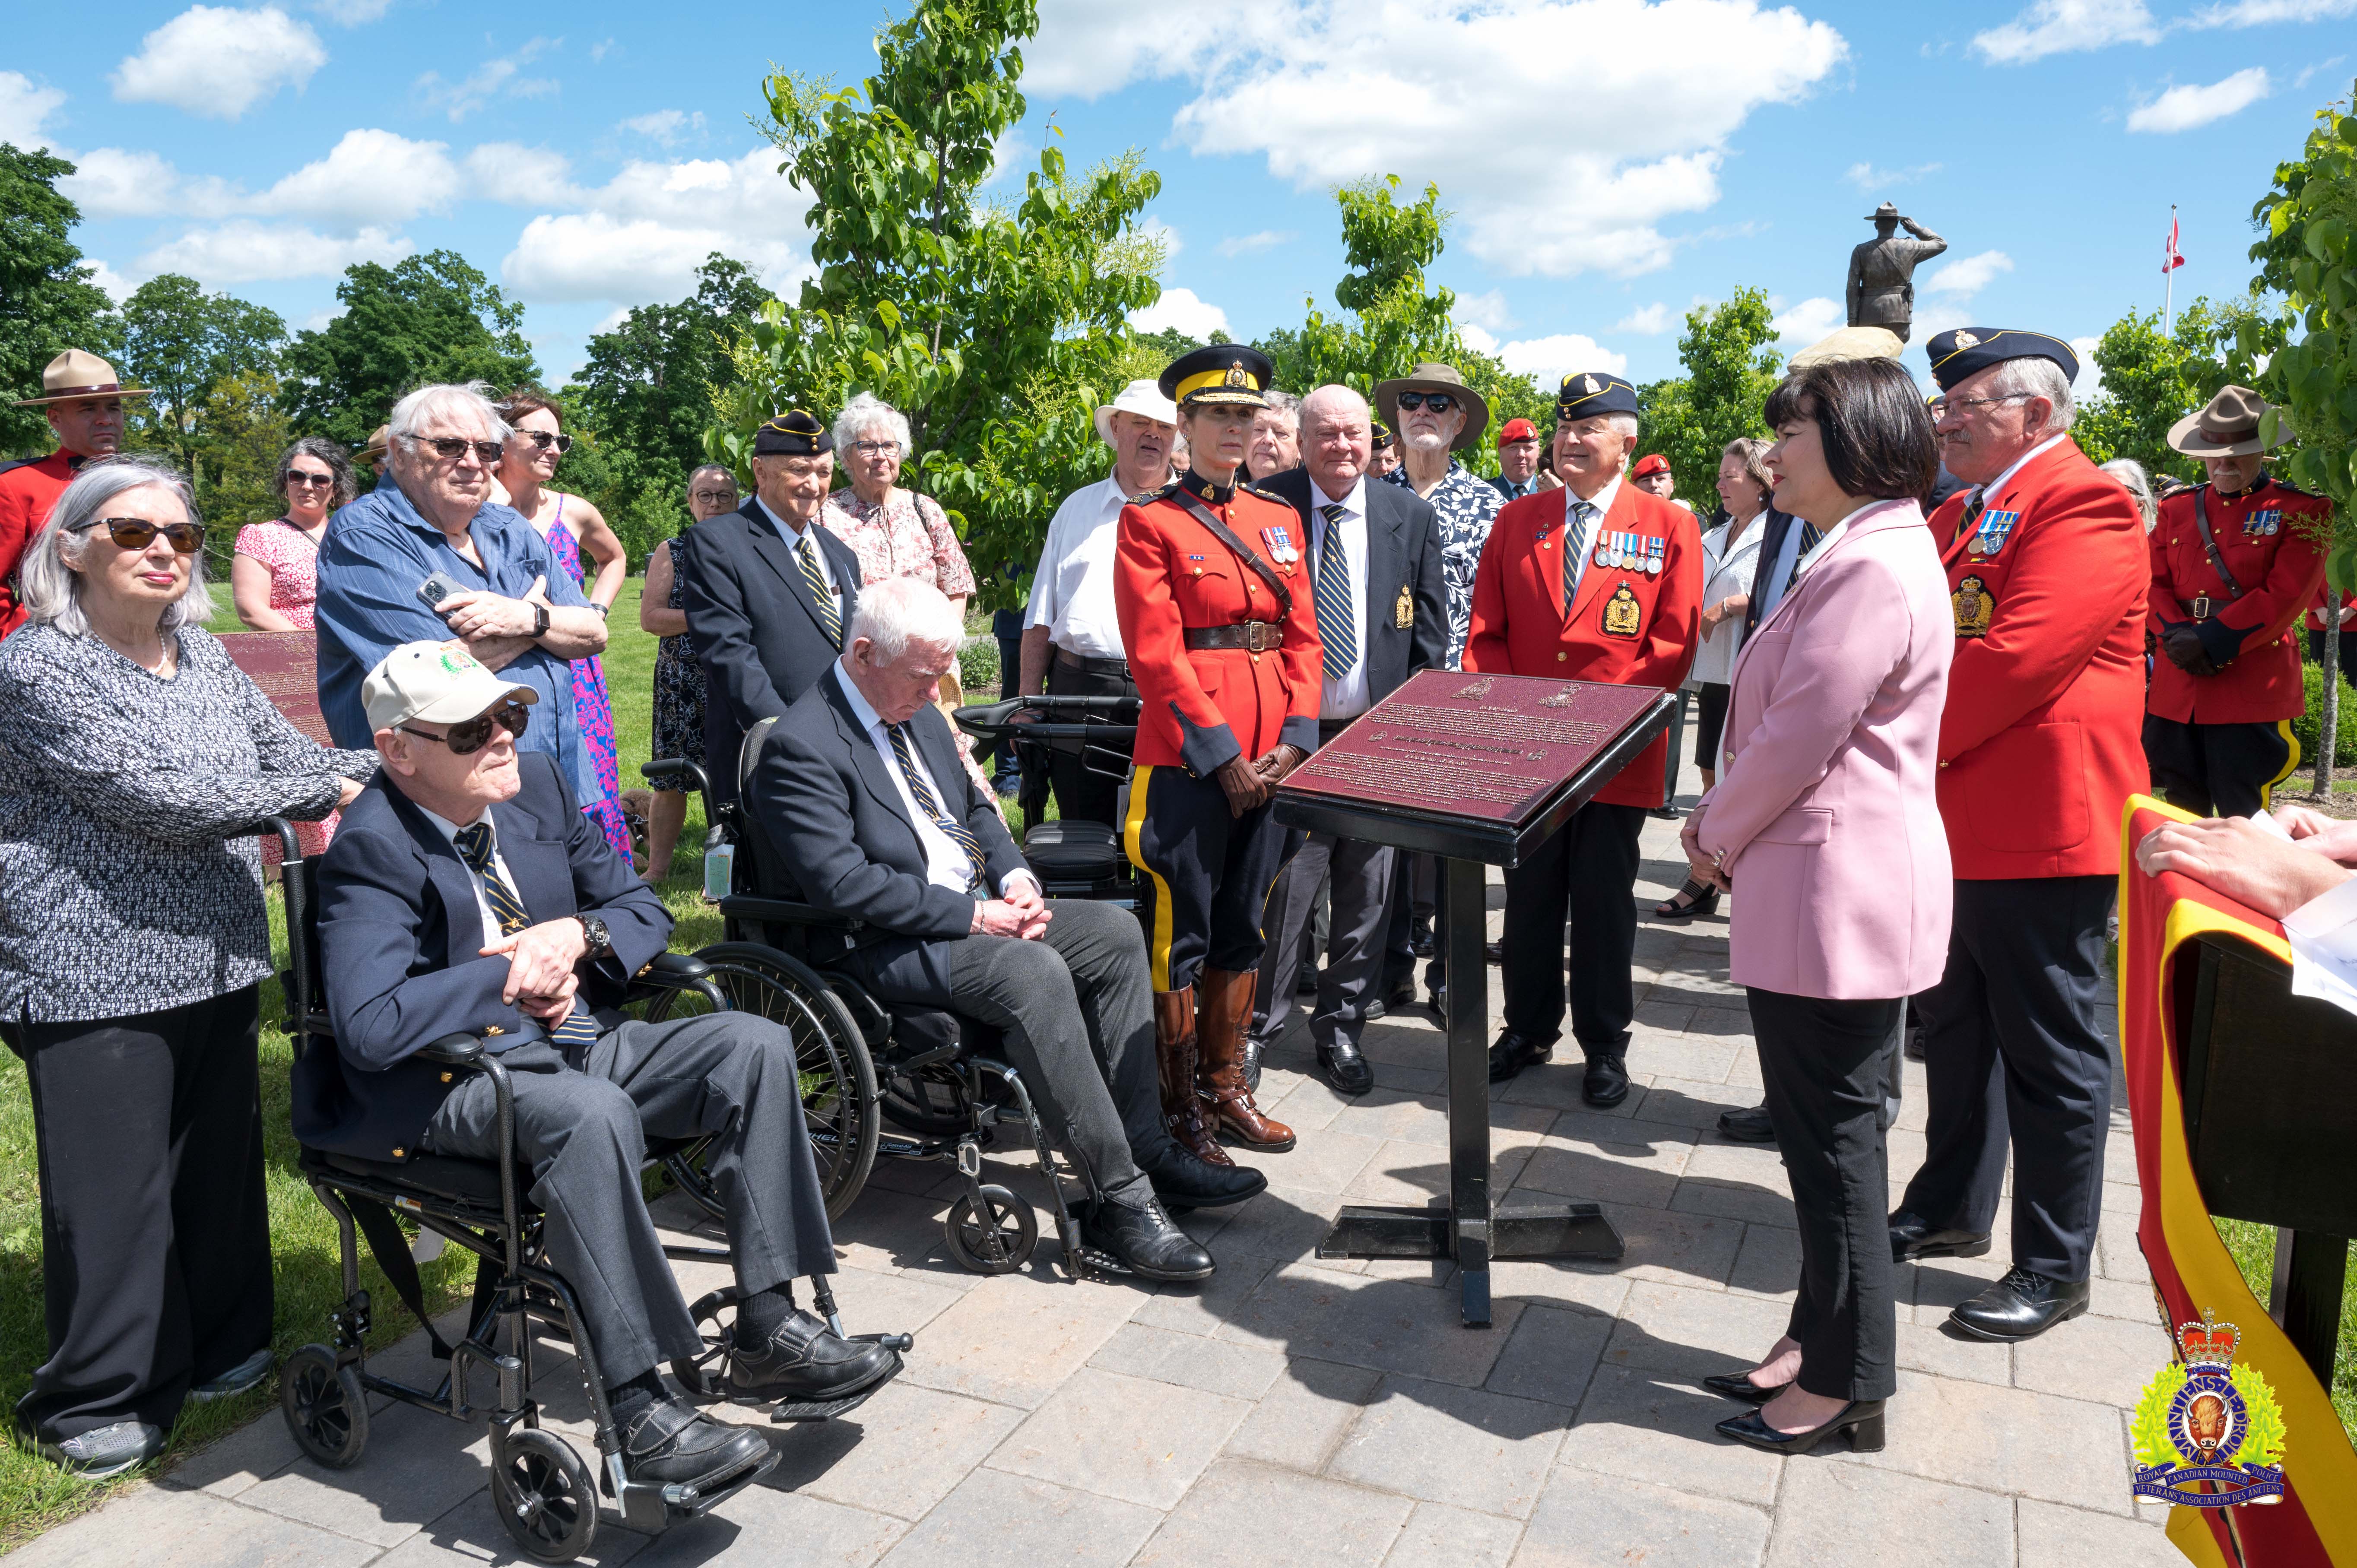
[2119,795,2357,1565]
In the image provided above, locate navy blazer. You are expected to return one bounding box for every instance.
[678,499,864,798]
[293,752,672,1160]
[1256,466,1448,722]
[1740,507,1804,640]
[745,665,1029,1005]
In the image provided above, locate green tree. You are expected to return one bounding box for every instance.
[189,369,291,580]
[282,250,536,448]
[2071,299,2248,481]
[116,272,286,484]
[1634,288,1783,507]
[0,145,117,457]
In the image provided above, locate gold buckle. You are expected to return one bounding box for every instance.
[1245,622,1274,652]
[2192,595,2212,621]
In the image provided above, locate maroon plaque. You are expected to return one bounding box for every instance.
[223,630,333,747]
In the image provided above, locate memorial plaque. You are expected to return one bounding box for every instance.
[223,630,333,747]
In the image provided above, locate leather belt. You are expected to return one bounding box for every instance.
[1185,621,1285,652]
[2176,596,2215,622]
[1054,648,1131,678]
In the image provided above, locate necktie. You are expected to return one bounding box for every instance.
[796,531,842,647]
[1314,502,1357,683]
[1953,490,1985,549]
[455,822,600,1047]
[1786,521,1826,592]
[1561,499,1596,610]
[888,722,990,890]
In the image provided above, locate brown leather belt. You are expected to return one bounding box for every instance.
[1184,621,1285,652]
[1054,648,1131,678]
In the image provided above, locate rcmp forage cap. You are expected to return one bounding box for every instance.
[2168,384,2281,458]
[753,408,833,456]
[1924,328,2079,393]
[1159,345,1274,410]
[1556,370,1640,422]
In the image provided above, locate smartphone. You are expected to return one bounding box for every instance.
[418,570,466,613]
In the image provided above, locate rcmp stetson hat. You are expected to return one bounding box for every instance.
[13,348,150,407]
[1555,370,1640,421]
[1867,201,1900,222]
[1159,345,1274,410]
[752,408,833,456]
[1924,328,2079,393]
[2167,384,2281,458]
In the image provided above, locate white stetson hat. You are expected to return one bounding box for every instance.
[363,641,539,734]
[1093,379,1180,444]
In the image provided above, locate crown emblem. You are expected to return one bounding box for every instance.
[2177,1312,2241,1368]
[1952,330,1980,349]
[1225,361,1247,387]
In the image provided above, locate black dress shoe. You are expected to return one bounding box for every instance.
[619,1397,775,1489]
[1887,1209,1994,1263]
[1428,982,1447,1017]
[1903,1024,1926,1062]
[1381,971,1416,1011]
[1715,1398,1885,1454]
[1946,1267,2090,1343]
[1144,1145,1267,1208]
[1317,1039,1374,1096]
[1296,961,1320,996]
[1409,916,1435,959]
[1701,1370,1788,1404]
[1716,1104,1776,1144]
[1487,1029,1556,1082]
[728,1309,899,1404]
[1087,1197,1215,1282]
[1485,940,1504,965]
[1582,1051,1630,1108]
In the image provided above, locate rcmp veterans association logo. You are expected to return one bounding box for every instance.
[2130,1313,2287,1509]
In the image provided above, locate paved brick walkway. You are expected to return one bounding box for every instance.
[19,805,2184,1567]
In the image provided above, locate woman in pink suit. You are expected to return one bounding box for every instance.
[1679,355,1952,1457]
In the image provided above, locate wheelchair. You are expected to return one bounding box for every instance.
[264,823,910,1564]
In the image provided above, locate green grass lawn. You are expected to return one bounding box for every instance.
[2211,1219,2357,1439]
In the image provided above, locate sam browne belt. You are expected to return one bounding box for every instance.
[1184,621,1285,652]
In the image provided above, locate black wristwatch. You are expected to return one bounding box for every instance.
[531,600,551,638]
[578,913,612,962]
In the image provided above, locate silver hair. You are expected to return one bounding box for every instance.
[847,576,964,665]
[1985,356,2075,434]
[1257,389,1301,430]
[1607,412,1641,443]
[387,382,512,447]
[685,462,737,495]
[1297,384,1371,436]
[17,456,215,638]
[2100,458,2157,533]
[833,392,913,459]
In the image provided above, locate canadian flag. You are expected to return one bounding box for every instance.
[2163,211,2185,274]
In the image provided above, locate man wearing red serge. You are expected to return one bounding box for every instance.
[1117,344,1322,1165]
[1467,371,1702,1107]
[2143,384,2330,819]
[1889,328,2149,1344]
[1,350,146,638]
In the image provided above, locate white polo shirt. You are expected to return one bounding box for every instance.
[1024,474,1133,660]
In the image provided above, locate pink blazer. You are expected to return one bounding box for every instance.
[1696,499,1953,1000]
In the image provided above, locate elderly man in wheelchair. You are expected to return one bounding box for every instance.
[296,640,900,1505]
[743,578,1265,1281]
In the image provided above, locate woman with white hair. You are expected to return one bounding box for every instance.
[0,458,377,1477]
[2099,457,2157,534]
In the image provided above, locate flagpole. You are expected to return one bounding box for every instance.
[2165,204,2176,337]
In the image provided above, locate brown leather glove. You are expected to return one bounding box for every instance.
[1252,743,1308,786]
[2161,622,2218,678]
[1215,755,1270,817]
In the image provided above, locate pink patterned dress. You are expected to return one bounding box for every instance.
[536,498,632,861]
[234,519,336,861]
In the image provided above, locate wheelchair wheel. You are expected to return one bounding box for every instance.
[280,1346,367,1469]
[647,943,880,1220]
[943,1184,1037,1274]
[491,1425,597,1564]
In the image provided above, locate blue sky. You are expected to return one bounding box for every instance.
[4,0,2352,401]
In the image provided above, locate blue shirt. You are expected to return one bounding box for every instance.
[313,484,595,804]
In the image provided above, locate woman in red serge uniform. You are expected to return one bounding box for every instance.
[1117,345,1323,1165]
[1466,371,1702,1107]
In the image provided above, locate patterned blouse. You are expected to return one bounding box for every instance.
[1385,459,1503,670]
[0,623,379,1023]
[233,518,325,628]
[822,487,977,598]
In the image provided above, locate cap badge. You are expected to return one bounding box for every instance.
[1953,331,1980,349]
[1225,361,1247,387]
[1582,375,1600,394]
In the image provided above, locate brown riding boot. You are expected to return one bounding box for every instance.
[1155,988,1233,1167]
[1197,968,1297,1151]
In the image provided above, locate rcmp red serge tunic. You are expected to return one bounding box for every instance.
[2144,478,2329,725]
[1463,483,1701,808]
[1929,436,2148,880]
[0,451,78,638]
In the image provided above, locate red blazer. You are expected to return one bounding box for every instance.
[1931,437,2147,879]
[0,451,76,639]
[1114,477,1322,774]
[2144,478,2328,725]
[1464,482,1702,808]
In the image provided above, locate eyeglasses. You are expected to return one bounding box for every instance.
[73,516,207,554]
[400,700,531,756]
[412,436,506,464]
[1927,393,2031,419]
[691,488,739,505]
[848,440,899,457]
[514,430,574,453]
[1395,392,1456,413]
[286,471,336,488]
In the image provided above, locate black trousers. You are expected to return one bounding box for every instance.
[1898,876,2116,1282]
[1499,801,1646,1053]
[1695,683,1732,772]
[2,986,273,1441]
[425,1012,832,1384]
[1044,656,1136,828]
[1256,830,1396,1050]
[2141,714,2294,820]
[2307,628,2357,673]
[1126,763,1302,992]
[1749,988,1900,1403]
[993,632,1022,779]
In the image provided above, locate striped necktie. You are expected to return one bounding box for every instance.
[455,822,600,1048]
[796,530,843,647]
[1953,490,1985,549]
[1315,502,1357,683]
[1561,498,1596,609]
[1786,520,1826,592]
[888,722,989,890]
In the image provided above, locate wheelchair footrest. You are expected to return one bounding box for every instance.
[617,1448,779,1532]
[764,1345,905,1423]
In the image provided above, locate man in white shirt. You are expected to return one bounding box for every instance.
[1019,380,1177,825]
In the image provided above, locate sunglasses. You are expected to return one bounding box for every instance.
[415,437,506,464]
[515,430,574,453]
[401,700,531,755]
[75,516,207,554]
[286,470,336,488]
[1395,392,1456,413]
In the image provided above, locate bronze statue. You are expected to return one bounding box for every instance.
[1846,202,1947,344]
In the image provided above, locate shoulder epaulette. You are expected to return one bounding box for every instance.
[1240,481,1286,503]
[2155,477,2197,498]
[2270,477,2328,500]
[0,459,38,480]
[1132,481,1178,504]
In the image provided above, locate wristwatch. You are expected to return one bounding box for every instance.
[531,600,551,638]
[590,602,610,618]
[578,913,612,961]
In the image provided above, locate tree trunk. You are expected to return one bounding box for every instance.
[2317,614,2339,797]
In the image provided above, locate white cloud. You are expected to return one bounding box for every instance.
[1922,250,2015,297]
[111,6,327,120]
[1138,215,1181,260]
[1216,229,1295,258]
[590,38,616,63]
[139,221,410,283]
[2191,0,2357,24]
[1029,0,1847,280]
[2126,68,2271,132]
[1129,286,1230,340]
[1489,333,1627,386]
[465,143,579,206]
[312,0,393,21]
[620,110,704,146]
[59,148,187,218]
[1459,323,1500,355]
[2070,334,2104,401]
[415,37,558,123]
[249,128,458,224]
[1843,161,1941,191]
[983,129,1034,187]
[0,72,67,149]
[1770,296,1844,343]
[81,260,133,303]
[1973,0,2159,62]
[1612,302,1673,334]
[1455,289,1516,333]
[497,147,814,304]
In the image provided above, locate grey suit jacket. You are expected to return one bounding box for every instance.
[1257,466,1448,727]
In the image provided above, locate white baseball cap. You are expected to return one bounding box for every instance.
[363,641,539,733]
[1093,379,1180,444]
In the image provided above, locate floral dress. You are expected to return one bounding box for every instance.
[537,498,631,860]
[650,540,705,768]
[233,518,337,861]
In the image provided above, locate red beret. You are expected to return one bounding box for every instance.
[1631,453,1671,478]
[1497,417,1538,445]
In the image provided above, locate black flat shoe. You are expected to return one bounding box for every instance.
[1087,1197,1215,1282]
[1317,1039,1374,1096]
[1145,1145,1267,1208]
[1582,1051,1630,1108]
[1888,1209,1994,1263]
[1716,1398,1885,1455]
[620,1397,776,1489]
[727,1309,900,1404]
[1654,879,1721,923]
[1487,1029,1556,1082]
[1485,940,1504,965]
[1409,917,1436,959]
[1716,1104,1776,1144]
[1701,1370,1788,1404]
[1946,1267,2089,1343]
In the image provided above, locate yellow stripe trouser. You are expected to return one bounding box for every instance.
[1124,766,1180,992]
[2261,718,2300,810]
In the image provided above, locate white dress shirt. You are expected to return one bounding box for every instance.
[1559,472,1624,606]
[832,667,1037,901]
[1024,474,1133,660]
[417,804,518,943]
[1308,475,1372,720]
[1689,513,1769,688]
[757,494,845,618]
